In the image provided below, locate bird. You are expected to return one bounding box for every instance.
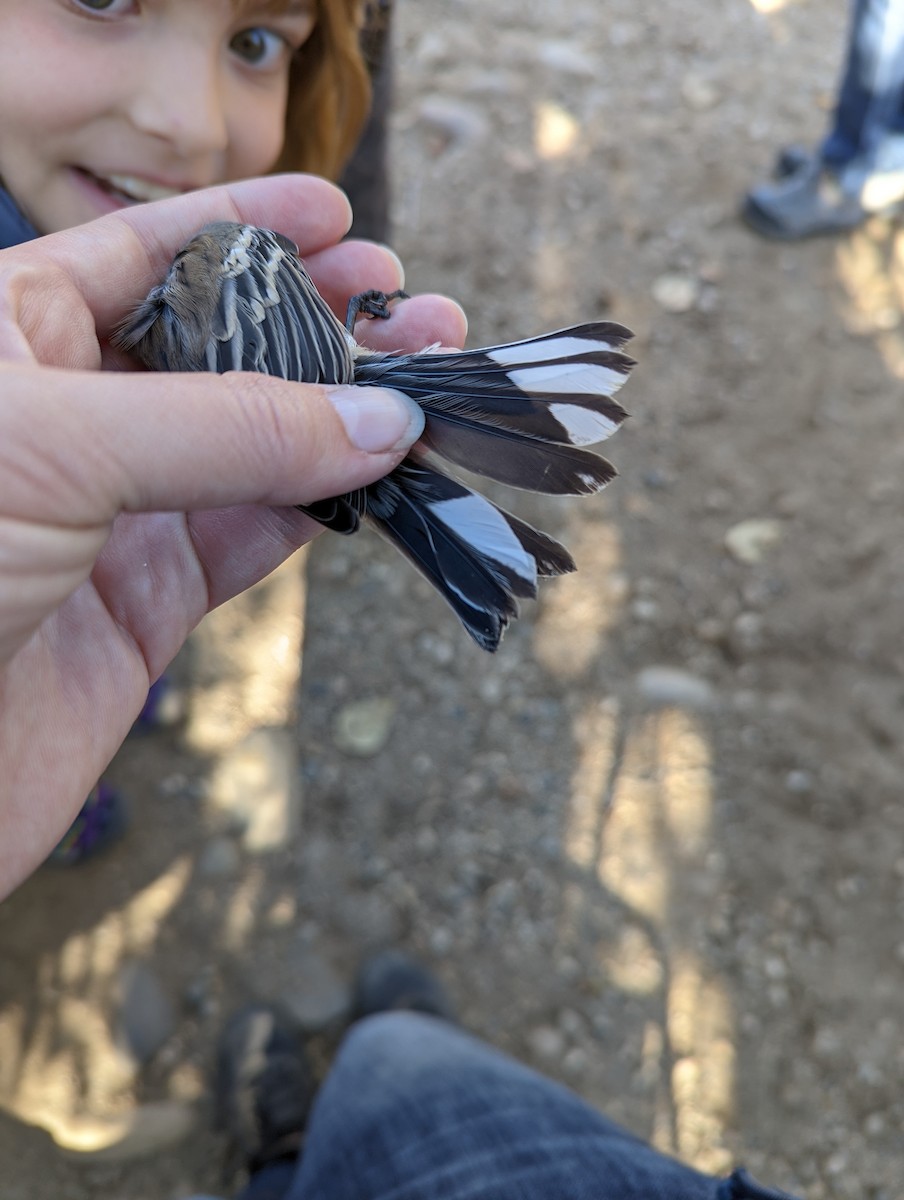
[116,221,634,651]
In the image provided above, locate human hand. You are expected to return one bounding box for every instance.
[0,174,467,896]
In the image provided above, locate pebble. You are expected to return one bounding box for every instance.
[608,20,644,47]
[785,769,814,794]
[652,273,700,313]
[196,836,241,880]
[429,926,455,956]
[864,1111,886,1137]
[681,72,720,110]
[418,95,489,145]
[631,598,661,623]
[282,948,351,1033]
[724,518,784,564]
[562,1046,590,1076]
[536,40,597,77]
[732,611,764,654]
[116,961,176,1065]
[333,698,397,757]
[528,1025,566,1060]
[636,666,715,710]
[416,633,455,666]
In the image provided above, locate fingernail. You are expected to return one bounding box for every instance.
[327,386,425,453]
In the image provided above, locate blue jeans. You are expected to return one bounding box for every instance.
[823,0,904,186]
[216,1013,802,1200]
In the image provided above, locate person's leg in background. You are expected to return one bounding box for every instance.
[823,0,904,194]
[743,0,904,237]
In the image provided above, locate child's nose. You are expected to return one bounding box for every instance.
[128,49,230,160]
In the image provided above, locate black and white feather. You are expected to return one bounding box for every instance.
[117,221,634,651]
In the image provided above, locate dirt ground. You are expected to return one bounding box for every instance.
[3,0,904,1196]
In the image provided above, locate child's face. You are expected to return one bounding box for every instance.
[0,0,316,235]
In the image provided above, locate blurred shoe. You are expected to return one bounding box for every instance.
[215,1005,315,1174]
[47,781,128,865]
[743,155,865,239]
[351,950,456,1023]
[743,152,904,239]
[773,144,813,179]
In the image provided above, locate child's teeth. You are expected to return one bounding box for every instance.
[105,174,182,202]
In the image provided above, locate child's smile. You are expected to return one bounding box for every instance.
[73,167,187,206]
[0,0,316,234]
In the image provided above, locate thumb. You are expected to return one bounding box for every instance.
[2,366,425,525]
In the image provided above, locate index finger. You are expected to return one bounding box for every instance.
[19,175,355,333]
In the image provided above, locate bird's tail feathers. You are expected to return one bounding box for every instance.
[355,322,633,495]
[365,461,574,651]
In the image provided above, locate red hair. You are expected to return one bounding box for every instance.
[273,0,371,179]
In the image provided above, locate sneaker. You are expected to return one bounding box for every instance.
[47,781,128,865]
[215,1005,315,1174]
[743,152,904,240]
[351,950,456,1023]
[773,144,814,179]
[742,156,867,239]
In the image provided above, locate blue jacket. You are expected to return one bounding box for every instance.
[0,184,39,249]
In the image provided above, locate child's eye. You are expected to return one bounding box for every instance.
[229,27,290,69]
[71,0,134,12]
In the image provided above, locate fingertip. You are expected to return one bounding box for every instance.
[326,385,425,453]
[372,243,406,291]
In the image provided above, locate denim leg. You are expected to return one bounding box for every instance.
[233,1162,297,1200]
[822,0,904,184]
[284,1012,726,1200]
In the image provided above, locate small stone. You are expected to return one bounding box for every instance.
[695,617,726,643]
[785,769,814,794]
[282,949,351,1033]
[631,598,661,623]
[864,1111,886,1137]
[732,611,764,654]
[418,95,488,145]
[479,675,504,703]
[826,1150,849,1176]
[197,836,240,879]
[417,632,455,665]
[608,20,643,47]
[266,895,298,928]
[562,1046,590,1076]
[528,1025,566,1060]
[636,666,715,710]
[333,698,397,757]
[558,1009,584,1037]
[681,73,720,110]
[537,40,597,76]
[429,926,455,956]
[116,962,176,1065]
[724,518,784,564]
[652,273,700,314]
